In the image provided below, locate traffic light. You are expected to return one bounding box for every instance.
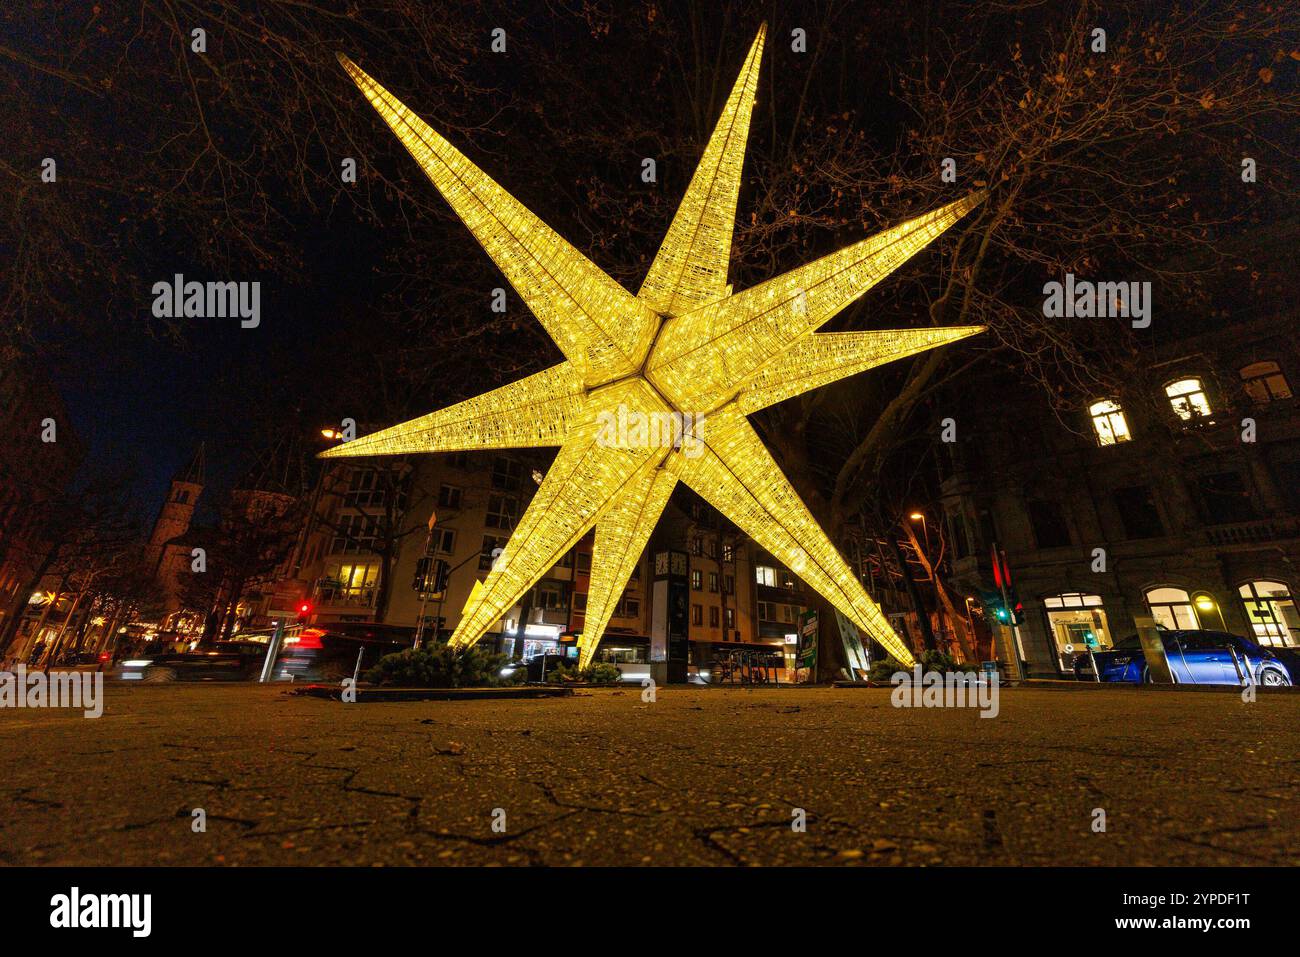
[413,557,431,592]
[295,600,313,624]
[413,557,450,596]
[989,545,1024,624]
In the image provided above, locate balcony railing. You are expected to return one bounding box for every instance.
[1203,517,1298,547]
[316,588,377,608]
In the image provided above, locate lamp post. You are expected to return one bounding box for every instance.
[412,510,438,649]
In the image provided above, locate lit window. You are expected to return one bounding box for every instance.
[691,569,703,590]
[755,565,777,587]
[1239,361,1292,405]
[1089,399,1131,446]
[1165,378,1212,421]
[1238,581,1298,648]
[1145,586,1198,631]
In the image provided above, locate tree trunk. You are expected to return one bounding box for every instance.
[888,535,937,653]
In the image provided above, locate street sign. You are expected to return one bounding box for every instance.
[798,609,818,669]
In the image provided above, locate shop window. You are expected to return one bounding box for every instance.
[1112,485,1164,539]
[1145,586,1199,631]
[1043,593,1112,671]
[1027,500,1071,549]
[1239,361,1292,404]
[1238,581,1298,647]
[1195,471,1257,524]
[1165,377,1213,422]
[1089,399,1131,446]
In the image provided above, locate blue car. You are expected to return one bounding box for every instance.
[1091,629,1294,686]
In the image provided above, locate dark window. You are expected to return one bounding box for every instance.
[491,456,523,492]
[691,604,703,626]
[479,535,505,571]
[1240,361,1292,404]
[486,494,518,529]
[1196,472,1257,524]
[1113,486,1165,539]
[947,512,970,559]
[1273,459,1300,511]
[709,606,720,627]
[1027,500,1071,549]
[437,484,462,509]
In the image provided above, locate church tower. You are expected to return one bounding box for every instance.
[146,444,205,574]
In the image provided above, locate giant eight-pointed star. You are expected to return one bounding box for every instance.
[327,24,984,668]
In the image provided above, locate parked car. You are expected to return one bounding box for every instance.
[119,641,267,682]
[1090,629,1294,686]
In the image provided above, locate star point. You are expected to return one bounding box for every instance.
[331,28,985,668]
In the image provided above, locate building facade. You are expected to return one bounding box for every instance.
[261,449,822,679]
[939,315,1300,676]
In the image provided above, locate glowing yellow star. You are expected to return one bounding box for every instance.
[328,24,984,669]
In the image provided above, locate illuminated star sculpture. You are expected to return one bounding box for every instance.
[328,24,984,669]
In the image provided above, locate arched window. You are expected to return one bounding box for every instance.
[1239,361,1292,405]
[1144,586,1198,630]
[1165,378,1212,421]
[1088,399,1131,446]
[1238,581,1298,647]
[1043,593,1113,669]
